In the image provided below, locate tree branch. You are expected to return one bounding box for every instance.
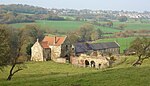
[12,68,23,75]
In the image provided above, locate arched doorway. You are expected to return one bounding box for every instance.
[90,61,95,68]
[98,64,101,69]
[85,60,89,67]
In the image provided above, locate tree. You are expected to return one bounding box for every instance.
[67,32,79,44]
[78,23,94,41]
[106,21,113,27]
[91,30,99,41]
[26,43,34,61]
[7,29,27,80]
[129,37,150,66]
[0,24,11,71]
[118,16,128,22]
[96,29,103,38]
[6,24,45,80]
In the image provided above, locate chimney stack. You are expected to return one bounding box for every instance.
[54,36,57,45]
[37,39,39,42]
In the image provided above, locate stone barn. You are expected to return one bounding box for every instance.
[31,35,72,62]
[74,42,120,56]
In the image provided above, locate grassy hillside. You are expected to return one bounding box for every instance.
[11,20,150,34]
[10,20,121,33]
[0,56,150,86]
[95,37,135,53]
[113,21,150,30]
[11,20,86,32]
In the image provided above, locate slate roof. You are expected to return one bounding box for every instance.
[75,42,120,53]
[74,43,88,53]
[89,42,120,50]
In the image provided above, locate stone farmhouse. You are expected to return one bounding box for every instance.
[74,42,120,56]
[31,36,120,68]
[31,35,72,62]
[70,42,120,68]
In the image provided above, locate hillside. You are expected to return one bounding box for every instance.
[0,56,150,86]
[0,4,48,14]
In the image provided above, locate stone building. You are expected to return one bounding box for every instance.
[31,39,44,61]
[74,42,120,56]
[31,35,72,62]
[70,51,110,69]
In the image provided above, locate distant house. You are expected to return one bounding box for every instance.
[31,36,72,62]
[74,42,120,55]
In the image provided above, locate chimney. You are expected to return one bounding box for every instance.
[37,39,39,42]
[54,36,57,45]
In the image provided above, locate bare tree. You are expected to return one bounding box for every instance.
[129,37,150,66]
[7,29,27,80]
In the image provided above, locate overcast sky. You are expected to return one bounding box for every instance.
[0,0,150,12]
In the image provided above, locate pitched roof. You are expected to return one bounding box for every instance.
[42,36,66,46]
[75,42,120,53]
[74,43,89,53]
[89,42,120,50]
[41,41,49,48]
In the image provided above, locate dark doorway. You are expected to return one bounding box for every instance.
[45,48,51,61]
[99,64,101,69]
[65,54,70,62]
[91,61,95,68]
[85,60,89,67]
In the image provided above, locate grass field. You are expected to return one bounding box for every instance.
[113,21,150,30]
[11,20,86,32]
[0,56,150,86]
[10,20,150,35]
[95,37,135,53]
[11,20,120,33]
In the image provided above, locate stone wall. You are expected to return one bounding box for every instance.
[31,41,44,61]
[70,54,110,69]
[55,58,66,63]
[50,46,61,60]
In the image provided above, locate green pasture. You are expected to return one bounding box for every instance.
[0,56,150,86]
[11,20,86,32]
[11,20,122,33]
[113,21,150,30]
[95,25,121,33]
[10,20,150,35]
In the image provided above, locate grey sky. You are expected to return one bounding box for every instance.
[0,0,149,12]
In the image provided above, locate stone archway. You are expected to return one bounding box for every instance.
[85,60,89,67]
[90,61,95,68]
[98,64,101,69]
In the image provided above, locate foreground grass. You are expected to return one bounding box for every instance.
[0,56,150,86]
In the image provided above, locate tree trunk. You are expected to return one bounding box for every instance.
[7,74,13,80]
[7,64,16,80]
[133,55,143,66]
